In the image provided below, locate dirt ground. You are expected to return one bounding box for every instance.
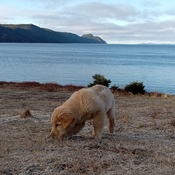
[0,85,175,175]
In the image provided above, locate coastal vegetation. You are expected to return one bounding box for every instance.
[88,74,111,87]
[124,81,145,95]
[88,74,146,95]
[0,78,167,97]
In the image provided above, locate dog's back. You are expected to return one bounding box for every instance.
[90,85,114,109]
[74,85,114,115]
[91,85,113,99]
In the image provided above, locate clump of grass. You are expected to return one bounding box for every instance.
[20,108,32,118]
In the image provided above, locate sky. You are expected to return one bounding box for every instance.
[0,0,175,44]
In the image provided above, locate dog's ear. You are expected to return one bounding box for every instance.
[56,115,74,129]
[55,121,62,126]
[62,115,74,129]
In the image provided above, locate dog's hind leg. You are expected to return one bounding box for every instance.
[92,111,105,139]
[107,100,115,133]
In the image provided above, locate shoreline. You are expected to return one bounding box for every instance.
[0,80,172,97]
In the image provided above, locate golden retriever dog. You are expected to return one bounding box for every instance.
[50,84,115,139]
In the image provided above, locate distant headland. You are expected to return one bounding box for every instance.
[0,24,107,44]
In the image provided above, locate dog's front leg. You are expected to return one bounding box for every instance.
[71,122,85,135]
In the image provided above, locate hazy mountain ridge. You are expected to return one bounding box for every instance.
[0,24,106,44]
[82,34,107,44]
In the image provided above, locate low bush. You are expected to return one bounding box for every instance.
[88,74,111,87]
[110,84,120,91]
[124,81,145,94]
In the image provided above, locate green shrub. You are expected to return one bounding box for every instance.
[88,74,111,87]
[124,81,145,94]
[110,84,119,91]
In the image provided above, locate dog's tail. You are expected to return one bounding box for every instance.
[107,99,115,133]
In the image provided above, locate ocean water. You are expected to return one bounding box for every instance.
[0,43,175,94]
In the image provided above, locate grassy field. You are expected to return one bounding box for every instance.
[0,82,175,175]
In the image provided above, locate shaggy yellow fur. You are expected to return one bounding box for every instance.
[50,85,115,139]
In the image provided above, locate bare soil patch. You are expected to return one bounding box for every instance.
[0,85,175,175]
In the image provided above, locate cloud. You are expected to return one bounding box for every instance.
[32,2,138,32]
[30,1,175,44]
[103,20,175,44]
[25,0,76,10]
[67,2,139,22]
[1,0,175,43]
[140,0,161,8]
[166,8,175,16]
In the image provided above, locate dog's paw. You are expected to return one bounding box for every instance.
[92,131,102,139]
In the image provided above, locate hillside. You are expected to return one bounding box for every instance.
[82,33,107,44]
[0,24,107,44]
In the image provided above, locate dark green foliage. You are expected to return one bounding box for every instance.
[88,74,111,87]
[110,84,119,91]
[124,81,145,94]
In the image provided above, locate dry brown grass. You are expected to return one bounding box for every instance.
[0,84,175,175]
[0,81,84,92]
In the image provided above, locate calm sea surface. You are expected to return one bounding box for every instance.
[0,43,175,94]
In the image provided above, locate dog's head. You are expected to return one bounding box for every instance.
[50,107,74,139]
